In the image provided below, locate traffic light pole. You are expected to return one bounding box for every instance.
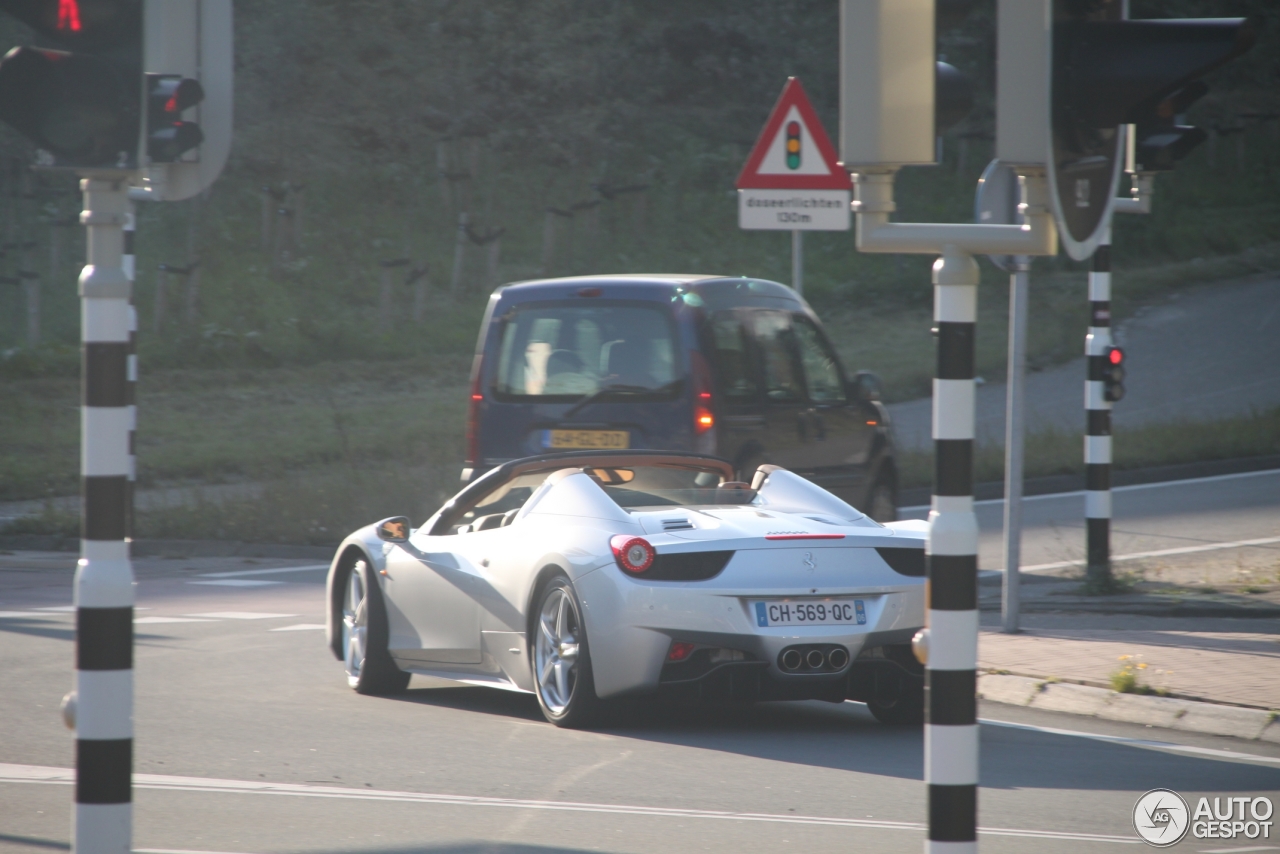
[1084,228,1114,592]
[852,167,1056,854]
[70,175,135,854]
[1001,257,1031,633]
[1084,171,1153,591]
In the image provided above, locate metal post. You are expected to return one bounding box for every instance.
[124,203,136,542]
[1085,226,1114,591]
[1001,258,1030,633]
[791,229,803,295]
[69,175,134,854]
[927,246,980,853]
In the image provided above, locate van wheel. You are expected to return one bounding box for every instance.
[867,479,897,523]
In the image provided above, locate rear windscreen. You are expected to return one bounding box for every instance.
[493,302,681,400]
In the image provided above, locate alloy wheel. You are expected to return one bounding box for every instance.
[534,586,581,715]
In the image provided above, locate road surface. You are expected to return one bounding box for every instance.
[3,474,1279,854]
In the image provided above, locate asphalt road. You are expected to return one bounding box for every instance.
[888,273,1280,450]
[900,468,1280,573]
[2,545,1279,853]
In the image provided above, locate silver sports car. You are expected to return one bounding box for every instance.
[326,450,928,727]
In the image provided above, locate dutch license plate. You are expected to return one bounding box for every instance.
[545,429,630,450]
[752,599,866,627]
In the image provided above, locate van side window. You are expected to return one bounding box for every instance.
[750,311,804,402]
[708,312,758,401]
[793,316,847,404]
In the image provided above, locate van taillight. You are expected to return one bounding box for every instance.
[466,355,484,464]
[691,351,714,436]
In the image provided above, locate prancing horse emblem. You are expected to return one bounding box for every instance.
[803,551,815,572]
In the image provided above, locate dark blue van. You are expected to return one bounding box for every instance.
[462,275,898,520]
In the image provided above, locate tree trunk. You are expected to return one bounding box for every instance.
[451,211,469,293]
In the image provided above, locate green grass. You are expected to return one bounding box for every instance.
[896,406,1280,490]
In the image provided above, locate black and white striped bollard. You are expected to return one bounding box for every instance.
[69,176,135,853]
[1085,227,1113,591]
[124,201,136,537]
[926,246,980,853]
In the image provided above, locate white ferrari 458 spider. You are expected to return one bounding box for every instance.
[326,451,928,727]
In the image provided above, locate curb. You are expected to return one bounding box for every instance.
[979,673,1280,743]
[0,533,336,560]
[898,453,1280,508]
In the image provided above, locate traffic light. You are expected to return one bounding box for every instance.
[1100,345,1125,403]
[145,73,203,162]
[0,0,142,168]
[1050,2,1254,256]
[0,0,231,192]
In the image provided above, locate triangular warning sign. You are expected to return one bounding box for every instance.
[736,78,851,191]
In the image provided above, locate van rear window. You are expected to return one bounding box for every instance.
[493,303,680,399]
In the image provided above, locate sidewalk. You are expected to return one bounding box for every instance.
[979,612,1280,711]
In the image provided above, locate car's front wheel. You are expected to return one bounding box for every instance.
[532,576,601,728]
[342,559,410,696]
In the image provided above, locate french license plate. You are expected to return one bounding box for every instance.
[752,599,866,627]
[544,429,630,450]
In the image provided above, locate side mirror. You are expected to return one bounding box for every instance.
[375,516,411,543]
[849,370,883,402]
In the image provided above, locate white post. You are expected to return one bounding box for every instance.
[1001,258,1030,633]
[70,175,135,854]
[791,229,803,295]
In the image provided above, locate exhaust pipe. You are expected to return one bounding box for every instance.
[827,646,849,670]
[781,649,803,671]
[806,649,826,669]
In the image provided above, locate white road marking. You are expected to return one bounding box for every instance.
[184,612,297,620]
[34,605,76,611]
[134,616,217,624]
[137,849,261,854]
[269,623,326,632]
[1196,847,1280,853]
[0,762,1138,844]
[187,579,284,587]
[197,564,330,579]
[990,535,1280,575]
[900,466,1280,514]
[0,611,49,618]
[980,718,1280,766]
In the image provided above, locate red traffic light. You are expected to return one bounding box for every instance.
[1108,347,1124,365]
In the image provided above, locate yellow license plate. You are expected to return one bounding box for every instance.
[547,429,630,450]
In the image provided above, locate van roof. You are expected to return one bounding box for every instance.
[493,274,805,310]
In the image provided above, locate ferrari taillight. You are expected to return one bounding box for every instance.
[691,351,715,436]
[465,354,484,465]
[610,535,655,575]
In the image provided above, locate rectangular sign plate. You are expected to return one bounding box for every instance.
[752,598,866,627]
[544,429,630,450]
[738,189,851,231]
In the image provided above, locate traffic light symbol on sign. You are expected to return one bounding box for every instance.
[1103,346,1125,402]
[785,121,801,170]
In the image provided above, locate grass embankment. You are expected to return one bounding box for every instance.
[4,351,1277,543]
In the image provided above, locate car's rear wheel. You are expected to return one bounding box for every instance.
[866,666,924,725]
[532,576,601,728]
[342,559,410,696]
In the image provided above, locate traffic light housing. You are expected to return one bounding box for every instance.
[1100,346,1125,403]
[997,1,1255,260]
[0,0,142,169]
[145,72,203,162]
[0,0,230,192]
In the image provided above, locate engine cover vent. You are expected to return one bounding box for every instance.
[661,517,694,531]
